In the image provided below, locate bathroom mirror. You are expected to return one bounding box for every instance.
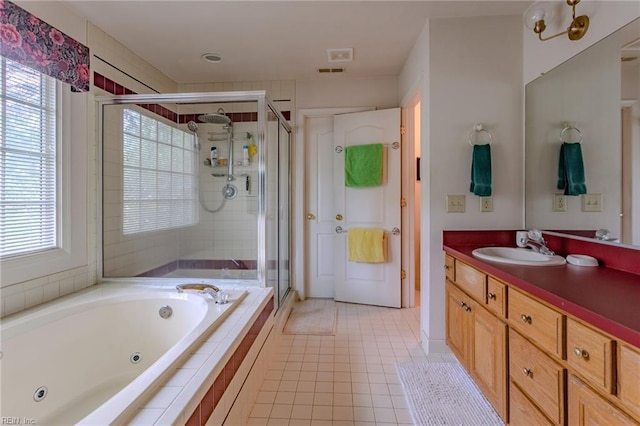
[525,17,640,247]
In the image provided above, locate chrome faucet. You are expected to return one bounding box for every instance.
[176,283,220,294]
[524,229,554,256]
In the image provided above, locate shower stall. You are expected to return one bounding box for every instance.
[98,91,291,308]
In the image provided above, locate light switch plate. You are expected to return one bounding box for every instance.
[446,195,465,213]
[582,193,603,212]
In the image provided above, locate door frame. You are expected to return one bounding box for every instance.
[294,107,374,301]
[401,91,421,308]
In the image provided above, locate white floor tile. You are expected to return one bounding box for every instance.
[248,302,425,425]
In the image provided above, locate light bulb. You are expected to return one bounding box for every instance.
[524,3,554,30]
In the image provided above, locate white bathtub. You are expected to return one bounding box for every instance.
[0,283,247,425]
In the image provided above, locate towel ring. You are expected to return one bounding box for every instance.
[560,126,583,144]
[468,124,492,146]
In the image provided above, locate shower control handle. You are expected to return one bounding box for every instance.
[306,213,316,220]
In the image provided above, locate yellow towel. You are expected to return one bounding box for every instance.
[347,228,385,263]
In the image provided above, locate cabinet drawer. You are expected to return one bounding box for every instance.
[510,330,566,425]
[569,374,637,426]
[445,254,455,282]
[618,343,640,420]
[566,318,615,394]
[510,381,554,426]
[486,276,507,319]
[454,261,486,302]
[508,288,564,359]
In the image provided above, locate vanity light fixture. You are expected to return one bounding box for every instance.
[524,0,589,42]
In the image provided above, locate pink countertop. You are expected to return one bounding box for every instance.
[443,230,640,349]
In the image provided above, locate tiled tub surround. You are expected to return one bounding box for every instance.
[443,230,640,348]
[0,282,274,425]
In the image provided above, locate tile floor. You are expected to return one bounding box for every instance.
[246,300,456,425]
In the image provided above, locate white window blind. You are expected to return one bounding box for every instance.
[122,109,197,234]
[0,58,58,258]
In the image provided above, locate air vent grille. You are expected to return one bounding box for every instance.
[318,67,346,73]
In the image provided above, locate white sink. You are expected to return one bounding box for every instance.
[472,247,566,266]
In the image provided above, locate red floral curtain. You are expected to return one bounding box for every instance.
[0,0,90,92]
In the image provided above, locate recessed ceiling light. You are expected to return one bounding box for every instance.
[201,53,223,64]
[327,48,353,63]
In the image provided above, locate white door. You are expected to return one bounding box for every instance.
[333,108,402,308]
[305,116,336,298]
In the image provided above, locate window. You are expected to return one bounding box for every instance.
[0,57,58,258]
[122,109,197,234]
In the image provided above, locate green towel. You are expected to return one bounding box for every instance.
[470,144,492,196]
[344,143,383,187]
[557,142,587,195]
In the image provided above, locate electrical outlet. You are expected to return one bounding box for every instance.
[582,193,603,212]
[480,196,493,212]
[553,194,567,212]
[446,195,465,213]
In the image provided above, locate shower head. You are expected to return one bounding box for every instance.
[198,108,232,126]
[187,121,198,132]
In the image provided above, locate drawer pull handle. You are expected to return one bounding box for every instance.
[460,301,467,308]
[464,305,471,312]
[522,368,533,377]
[488,292,496,300]
[444,265,450,270]
[520,314,532,324]
[573,347,590,359]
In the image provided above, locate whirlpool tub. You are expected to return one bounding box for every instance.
[0,283,247,425]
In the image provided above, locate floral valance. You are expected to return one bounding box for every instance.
[0,0,90,92]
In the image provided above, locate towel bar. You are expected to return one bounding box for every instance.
[335,142,400,153]
[336,226,400,235]
[560,125,583,144]
[468,123,493,146]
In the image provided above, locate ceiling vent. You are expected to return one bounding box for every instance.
[327,48,353,63]
[318,67,346,74]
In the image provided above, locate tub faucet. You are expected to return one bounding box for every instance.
[524,229,554,256]
[176,283,220,294]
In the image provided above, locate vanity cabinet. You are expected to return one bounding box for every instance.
[445,256,508,422]
[444,252,640,426]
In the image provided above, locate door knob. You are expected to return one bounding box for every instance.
[306,213,316,220]
[335,214,343,221]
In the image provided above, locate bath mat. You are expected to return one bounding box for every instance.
[282,299,336,335]
[396,360,504,426]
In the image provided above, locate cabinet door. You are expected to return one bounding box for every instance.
[569,375,637,425]
[469,300,508,422]
[445,280,470,366]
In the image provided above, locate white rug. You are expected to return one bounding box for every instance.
[282,299,336,335]
[396,360,504,426]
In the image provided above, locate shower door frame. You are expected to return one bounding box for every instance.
[96,91,292,307]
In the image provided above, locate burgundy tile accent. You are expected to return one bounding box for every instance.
[185,405,200,426]
[251,112,258,122]
[186,296,274,425]
[213,374,225,409]
[93,73,105,90]
[282,111,291,121]
[105,78,114,95]
[136,260,178,277]
[200,385,215,422]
